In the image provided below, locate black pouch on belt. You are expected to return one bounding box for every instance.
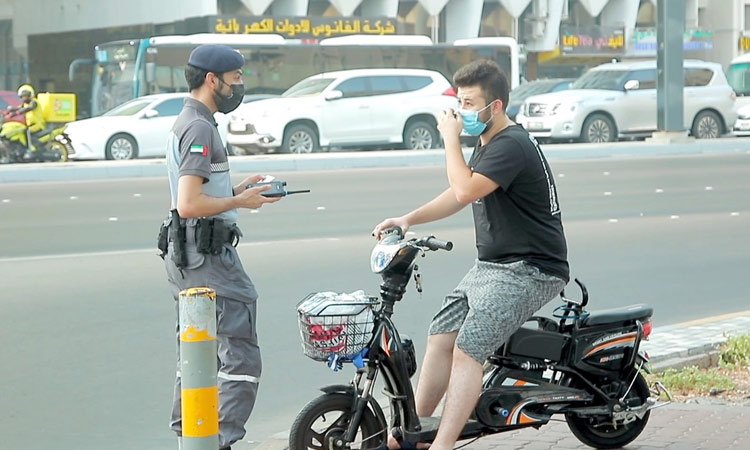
[196,218,214,254]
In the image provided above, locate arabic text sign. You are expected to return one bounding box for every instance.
[214,16,398,39]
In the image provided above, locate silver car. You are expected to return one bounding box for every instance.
[516,60,737,143]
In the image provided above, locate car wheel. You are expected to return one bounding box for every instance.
[105,133,138,160]
[692,110,722,139]
[581,114,616,143]
[282,124,319,154]
[403,120,439,150]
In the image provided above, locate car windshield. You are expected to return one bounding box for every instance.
[282,78,335,97]
[726,62,750,96]
[571,70,627,91]
[103,98,152,116]
[510,81,564,102]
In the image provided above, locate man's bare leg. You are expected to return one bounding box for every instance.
[415,332,457,416]
[428,346,483,450]
[386,332,457,449]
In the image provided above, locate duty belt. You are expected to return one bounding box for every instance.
[157,210,240,267]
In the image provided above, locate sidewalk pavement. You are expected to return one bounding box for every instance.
[241,311,750,450]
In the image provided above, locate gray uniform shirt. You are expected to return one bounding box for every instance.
[166,97,237,224]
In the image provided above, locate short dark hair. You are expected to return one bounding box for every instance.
[453,59,510,111]
[185,64,209,91]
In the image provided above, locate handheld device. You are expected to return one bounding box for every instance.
[246,180,311,197]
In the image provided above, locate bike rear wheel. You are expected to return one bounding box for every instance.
[289,393,385,450]
[566,371,651,449]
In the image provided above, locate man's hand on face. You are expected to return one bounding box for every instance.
[438,108,463,141]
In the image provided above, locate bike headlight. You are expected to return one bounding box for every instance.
[370,242,400,273]
[552,102,578,115]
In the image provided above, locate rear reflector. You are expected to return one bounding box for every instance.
[642,320,653,338]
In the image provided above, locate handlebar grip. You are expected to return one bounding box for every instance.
[424,236,453,251]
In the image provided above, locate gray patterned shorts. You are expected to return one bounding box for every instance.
[429,260,567,364]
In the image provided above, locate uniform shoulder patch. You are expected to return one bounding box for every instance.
[190,144,208,156]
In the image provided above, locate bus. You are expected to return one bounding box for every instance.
[727,53,750,109]
[71,33,520,117]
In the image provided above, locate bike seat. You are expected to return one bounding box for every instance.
[580,304,653,327]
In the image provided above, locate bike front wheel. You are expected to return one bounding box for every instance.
[289,393,385,450]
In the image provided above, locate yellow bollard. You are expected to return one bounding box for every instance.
[179,287,219,450]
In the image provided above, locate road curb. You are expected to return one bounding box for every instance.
[2,137,749,183]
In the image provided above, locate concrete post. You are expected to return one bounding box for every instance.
[179,287,219,450]
[648,0,691,143]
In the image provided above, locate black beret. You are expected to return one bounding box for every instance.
[188,44,245,73]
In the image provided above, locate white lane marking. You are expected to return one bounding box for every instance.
[250,209,259,214]
[731,212,740,216]
[670,215,680,219]
[316,206,326,211]
[705,186,713,191]
[69,196,78,200]
[603,171,610,176]
[604,191,612,196]
[558,173,565,178]
[133,193,142,197]
[0,236,342,263]
[108,217,119,222]
[2,199,9,203]
[655,189,664,193]
[608,219,619,223]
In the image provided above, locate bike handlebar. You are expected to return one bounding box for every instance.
[418,236,453,251]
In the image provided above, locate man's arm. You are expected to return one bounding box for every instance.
[442,124,499,204]
[404,187,467,226]
[372,187,466,238]
[177,174,278,218]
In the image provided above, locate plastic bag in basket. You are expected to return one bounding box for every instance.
[297,290,376,359]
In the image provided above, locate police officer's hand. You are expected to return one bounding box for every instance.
[234,184,281,209]
[233,174,269,195]
[437,108,463,139]
[372,216,410,240]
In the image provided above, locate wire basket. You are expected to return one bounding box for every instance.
[297,291,378,361]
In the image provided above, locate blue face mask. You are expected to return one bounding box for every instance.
[457,102,494,136]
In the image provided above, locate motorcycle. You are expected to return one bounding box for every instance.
[0,112,73,163]
[290,228,672,450]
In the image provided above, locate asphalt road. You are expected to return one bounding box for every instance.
[0,152,748,449]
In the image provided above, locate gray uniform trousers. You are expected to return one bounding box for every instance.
[165,223,261,448]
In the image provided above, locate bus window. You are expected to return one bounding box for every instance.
[727,62,750,96]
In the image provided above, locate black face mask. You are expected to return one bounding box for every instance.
[213,77,244,114]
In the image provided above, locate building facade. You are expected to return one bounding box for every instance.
[1,0,750,100]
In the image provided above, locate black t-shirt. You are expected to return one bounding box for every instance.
[469,124,569,282]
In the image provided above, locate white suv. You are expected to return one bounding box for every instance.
[516,60,737,143]
[227,68,457,154]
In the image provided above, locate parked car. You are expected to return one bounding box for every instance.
[516,60,736,143]
[227,68,458,154]
[65,93,229,160]
[733,104,750,135]
[506,78,573,121]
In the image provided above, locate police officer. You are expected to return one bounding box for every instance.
[161,44,280,450]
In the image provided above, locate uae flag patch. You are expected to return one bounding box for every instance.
[190,144,208,156]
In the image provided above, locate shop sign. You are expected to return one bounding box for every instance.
[214,16,398,39]
[631,28,714,55]
[560,25,625,55]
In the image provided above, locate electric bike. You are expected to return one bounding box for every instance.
[290,228,672,450]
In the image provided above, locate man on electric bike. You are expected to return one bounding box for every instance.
[372,60,569,450]
[6,84,46,153]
